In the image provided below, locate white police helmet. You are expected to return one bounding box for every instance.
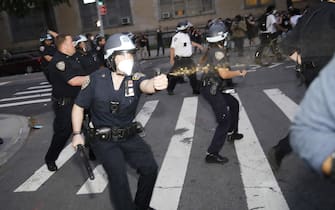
[39,33,53,42]
[104,33,136,70]
[73,35,88,47]
[206,20,228,43]
[176,20,190,31]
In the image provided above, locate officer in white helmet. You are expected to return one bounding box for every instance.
[71,33,167,210]
[201,19,247,164]
[73,34,100,75]
[167,20,204,95]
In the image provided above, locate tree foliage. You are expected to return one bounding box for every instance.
[0,0,71,17]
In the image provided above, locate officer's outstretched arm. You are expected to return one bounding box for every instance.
[140,74,168,94]
[68,75,90,87]
[218,67,247,79]
[71,104,85,148]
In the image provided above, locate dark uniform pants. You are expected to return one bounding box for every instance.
[167,57,200,93]
[45,101,73,162]
[90,134,158,210]
[201,86,239,154]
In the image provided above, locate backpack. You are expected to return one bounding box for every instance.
[257,13,267,31]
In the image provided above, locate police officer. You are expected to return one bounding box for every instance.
[39,33,56,82]
[93,33,106,67]
[73,34,100,75]
[201,20,247,164]
[268,0,335,171]
[71,33,167,210]
[45,34,89,171]
[167,20,204,95]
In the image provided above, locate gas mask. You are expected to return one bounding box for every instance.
[117,59,134,76]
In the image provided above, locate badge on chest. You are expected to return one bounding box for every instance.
[125,79,134,97]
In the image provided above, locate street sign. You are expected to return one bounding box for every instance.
[99,5,107,15]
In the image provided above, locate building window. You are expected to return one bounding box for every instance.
[9,9,48,42]
[78,0,133,32]
[159,0,215,20]
[245,0,273,8]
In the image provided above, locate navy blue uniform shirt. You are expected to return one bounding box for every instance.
[40,44,56,68]
[48,51,85,98]
[75,68,147,128]
[74,51,100,75]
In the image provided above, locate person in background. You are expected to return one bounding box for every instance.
[156,25,165,56]
[167,20,204,95]
[201,19,247,164]
[39,33,56,82]
[44,34,89,171]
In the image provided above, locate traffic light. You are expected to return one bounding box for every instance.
[98,0,104,6]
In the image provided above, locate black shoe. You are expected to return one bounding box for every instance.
[0,138,3,144]
[205,153,229,164]
[267,147,282,172]
[167,91,174,95]
[46,161,58,171]
[193,90,200,95]
[227,133,244,142]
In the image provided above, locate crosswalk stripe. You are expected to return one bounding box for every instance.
[14,88,52,96]
[76,100,160,195]
[0,81,11,86]
[40,82,50,85]
[263,88,299,121]
[27,85,52,90]
[234,94,290,210]
[0,98,51,108]
[0,93,51,102]
[150,97,198,210]
[14,144,76,192]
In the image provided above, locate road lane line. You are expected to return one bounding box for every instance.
[76,100,159,194]
[27,85,52,90]
[0,93,51,102]
[150,97,198,210]
[0,81,11,86]
[14,144,76,192]
[264,89,299,121]
[234,94,290,210]
[0,98,51,108]
[14,88,52,95]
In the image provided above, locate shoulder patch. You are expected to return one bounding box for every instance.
[81,77,90,90]
[214,51,225,61]
[56,61,66,71]
[132,72,145,80]
[39,46,45,52]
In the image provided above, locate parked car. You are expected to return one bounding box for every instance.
[0,53,41,77]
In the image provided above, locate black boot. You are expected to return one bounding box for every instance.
[205,153,229,164]
[227,133,244,142]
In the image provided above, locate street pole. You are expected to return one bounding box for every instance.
[96,0,104,36]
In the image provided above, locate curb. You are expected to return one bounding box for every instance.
[0,114,30,167]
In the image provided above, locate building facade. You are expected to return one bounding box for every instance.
[1,0,305,52]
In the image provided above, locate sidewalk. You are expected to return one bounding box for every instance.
[0,114,30,166]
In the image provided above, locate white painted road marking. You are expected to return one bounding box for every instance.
[264,88,299,121]
[234,94,290,210]
[0,93,51,102]
[14,144,76,192]
[27,85,52,90]
[150,97,198,210]
[14,88,52,96]
[0,98,51,108]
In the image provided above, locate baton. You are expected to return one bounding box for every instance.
[77,144,95,180]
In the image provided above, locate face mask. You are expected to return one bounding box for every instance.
[117,59,134,76]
